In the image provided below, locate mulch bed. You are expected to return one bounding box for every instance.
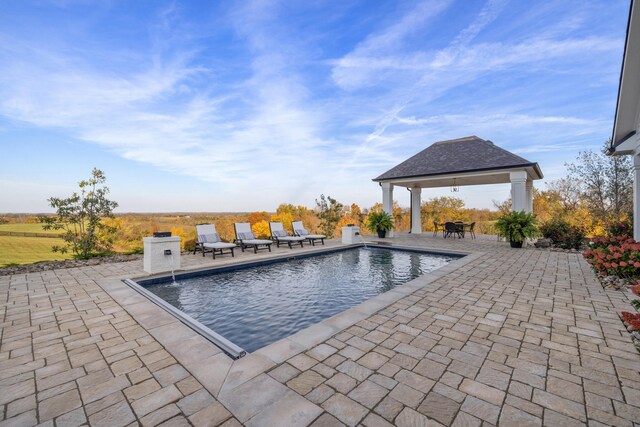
[0,254,143,276]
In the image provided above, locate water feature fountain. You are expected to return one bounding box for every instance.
[143,233,181,275]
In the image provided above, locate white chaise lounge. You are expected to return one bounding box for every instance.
[269,222,305,249]
[292,221,326,246]
[234,222,273,253]
[194,224,237,259]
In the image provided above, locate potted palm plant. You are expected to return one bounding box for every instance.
[367,211,393,238]
[495,211,538,248]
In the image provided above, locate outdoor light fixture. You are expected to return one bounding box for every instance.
[451,178,460,192]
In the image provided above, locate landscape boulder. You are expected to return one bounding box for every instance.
[534,238,552,248]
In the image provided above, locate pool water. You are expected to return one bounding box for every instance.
[144,247,455,352]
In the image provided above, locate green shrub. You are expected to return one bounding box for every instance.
[125,247,144,255]
[495,211,538,243]
[366,211,393,233]
[540,219,586,250]
[183,238,197,252]
[606,220,633,238]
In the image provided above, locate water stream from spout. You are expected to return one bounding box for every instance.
[356,231,368,249]
[168,253,177,285]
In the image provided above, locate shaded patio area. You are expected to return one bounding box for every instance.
[0,233,639,426]
[373,136,543,236]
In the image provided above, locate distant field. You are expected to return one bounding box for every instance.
[0,223,62,235]
[0,236,69,266]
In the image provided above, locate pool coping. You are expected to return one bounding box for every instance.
[135,243,468,286]
[96,243,482,400]
[123,277,248,358]
[129,243,466,358]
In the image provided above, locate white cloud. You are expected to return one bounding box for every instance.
[0,1,625,211]
[395,113,606,134]
[329,1,619,177]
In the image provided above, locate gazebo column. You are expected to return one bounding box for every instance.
[510,171,528,212]
[525,179,533,213]
[410,187,422,234]
[381,182,394,237]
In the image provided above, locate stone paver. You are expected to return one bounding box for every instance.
[1,233,640,426]
[321,393,368,426]
[417,391,460,425]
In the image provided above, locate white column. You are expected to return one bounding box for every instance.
[381,182,394,237]
[510,171,527,212]
[634,154,640,241]
[410,187,422,234]
[525,179,533,213]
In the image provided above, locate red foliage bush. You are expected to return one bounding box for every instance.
[620,312,640,330]
[589,235,634,249]
[621,311,640,322]
[583,237,640,282]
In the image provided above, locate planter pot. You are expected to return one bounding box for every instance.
[510,241,523,248]
[377,230,386,238]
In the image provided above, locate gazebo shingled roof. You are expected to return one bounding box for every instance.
[373,136,542,181]
[372,135,543,236]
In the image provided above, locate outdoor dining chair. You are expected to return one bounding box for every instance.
[467,222,476,239]
[433,221,440,237]
[444,222,463,239]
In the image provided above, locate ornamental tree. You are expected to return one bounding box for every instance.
[39,168,119,259]
[566,140,632,227]
[315,194,344,238]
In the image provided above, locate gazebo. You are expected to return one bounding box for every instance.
[372,136,543,236]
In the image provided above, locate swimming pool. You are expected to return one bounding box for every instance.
[139,246,457,353]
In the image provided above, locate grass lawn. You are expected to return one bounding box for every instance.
[0,223,62,235]
[0,236,70,266]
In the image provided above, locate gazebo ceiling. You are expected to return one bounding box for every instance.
[372,135,543,188]
[377,168,534,189]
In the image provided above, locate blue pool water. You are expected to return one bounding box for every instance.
[143,247,455,352]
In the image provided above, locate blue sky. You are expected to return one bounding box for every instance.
[0,0,630,213]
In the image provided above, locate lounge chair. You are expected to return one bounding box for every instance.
[194,224,237,259]
[292,221,325,246]
[269,222,304,249]
[234,222,273,253]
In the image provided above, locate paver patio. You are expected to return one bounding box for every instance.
[1,233,639,426]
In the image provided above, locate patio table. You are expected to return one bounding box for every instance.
[438,223,470,238]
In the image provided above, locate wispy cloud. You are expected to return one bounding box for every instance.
[0,0,627,210]
[0,1,342,206]
[331,0,453,91]
[330,0,618,176]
